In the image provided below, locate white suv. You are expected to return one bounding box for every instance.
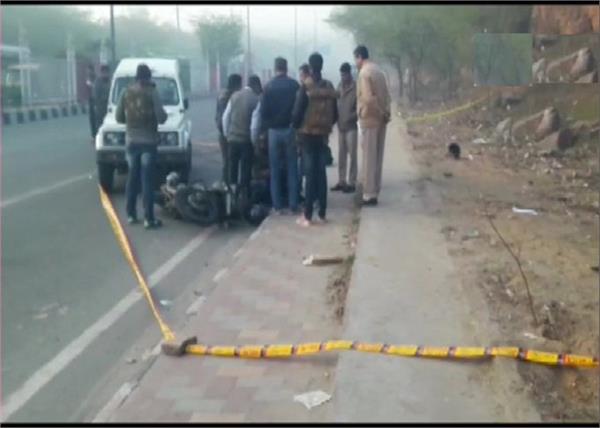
[95,58,192,192]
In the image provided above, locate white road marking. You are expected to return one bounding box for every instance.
[1,172,94,208]
[233,248,244,259]
[92,381,138,423]
[1,226,216,422]
[185,295,207,316]
[212,268,228,283]
[249,229,261,241]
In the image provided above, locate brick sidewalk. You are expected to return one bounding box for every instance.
[107,181,357,422]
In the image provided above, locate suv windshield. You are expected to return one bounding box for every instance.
[111,77,180,106]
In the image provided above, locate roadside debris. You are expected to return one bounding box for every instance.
[303,255,345,266]
[293,390,332,410]
[448,143,461,159]
[512,207,539,216]
[461,229,481,240]
[159,299,173,307]
[472,137,490,145]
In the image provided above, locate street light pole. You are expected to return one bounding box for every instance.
[294,6,298,73]
[313,9,317,51]
[245,5,251,84]
[109,5,116,69]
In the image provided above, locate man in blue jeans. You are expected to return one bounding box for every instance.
[116,64,167,229]
[260,57,300,214]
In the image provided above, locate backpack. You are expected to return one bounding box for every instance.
[124,84,157,130]
[300,77,336,136]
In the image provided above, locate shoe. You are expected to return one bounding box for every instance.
[296,216,312,227]
[127,216,139,225]
[361,198,378,207]
[315,216,328,224]
[343,184,356,193]
[144,219,163,229]
[331,183,345,192]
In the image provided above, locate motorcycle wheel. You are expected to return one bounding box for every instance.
[174,187,220,227]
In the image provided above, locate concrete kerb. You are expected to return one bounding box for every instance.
[1,102,87,126]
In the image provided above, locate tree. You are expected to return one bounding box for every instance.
[1,5,104,58]
[329,5,533,103]
[195,14,243,89]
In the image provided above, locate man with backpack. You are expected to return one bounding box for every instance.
[292,52,338,227]
[116,63,167,229]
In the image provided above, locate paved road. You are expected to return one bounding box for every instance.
[1,98,254,422]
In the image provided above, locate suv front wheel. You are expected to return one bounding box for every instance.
[98,163,115,193]
[178,145,192,183]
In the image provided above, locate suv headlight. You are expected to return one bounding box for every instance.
[160,132,179,146]
[104,132,125,146]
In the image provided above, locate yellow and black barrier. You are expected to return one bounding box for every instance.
[98,185,599,369]
[183,341,598,368]
[403,95,489,125]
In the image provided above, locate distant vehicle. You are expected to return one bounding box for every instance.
[95,57,192,192]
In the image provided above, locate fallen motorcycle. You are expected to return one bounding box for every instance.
[155,172,270,228]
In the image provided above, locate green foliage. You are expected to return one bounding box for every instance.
[194,14,243,65]
[328,5,533,100]
[1,6,201,61]
[1,5,104,57]
[474,33,532,86]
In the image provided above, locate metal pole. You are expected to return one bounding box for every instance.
[176,5,181,31]
[245,5,251,84]
[110,5,116,69]
[313,9,317,51]
[294,6,298,73]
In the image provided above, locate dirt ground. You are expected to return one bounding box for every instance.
[403,89,599,422]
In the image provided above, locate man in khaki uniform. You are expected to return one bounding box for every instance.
[354,45,391,206]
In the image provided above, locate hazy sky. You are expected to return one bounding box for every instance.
[77,5,347,41]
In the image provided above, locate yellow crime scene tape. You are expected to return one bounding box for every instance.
[403,95,489,125]
[98,185,599,369]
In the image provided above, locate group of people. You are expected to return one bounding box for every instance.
[216,44,391,227]
[113,44,391,231]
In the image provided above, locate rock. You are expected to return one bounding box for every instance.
[569,47,595,80]
[535,107,560,141]
[576,70,598,83]
[495,118,513,143]
[532,58,547,83]
[539,128,574,152]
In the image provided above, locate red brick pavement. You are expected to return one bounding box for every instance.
[107,190,356,422]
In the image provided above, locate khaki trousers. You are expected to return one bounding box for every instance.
[359,124,387,200]
[338,129,358,186]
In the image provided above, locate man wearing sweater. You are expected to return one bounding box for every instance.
[354,45,391,206]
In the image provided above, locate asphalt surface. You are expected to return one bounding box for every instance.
[1,98,255,422]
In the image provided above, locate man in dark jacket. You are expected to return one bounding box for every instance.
[93,64,111,133]
[331,62,358,193]
[116,64,167,229]
[292,52,338,227]
[216,74,242,182]
[260,57,300,214]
